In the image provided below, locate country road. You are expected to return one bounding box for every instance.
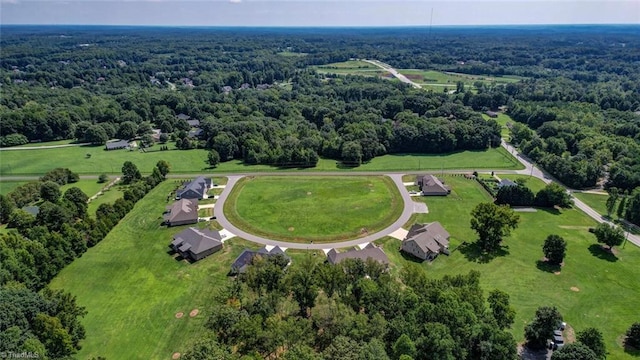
[362,59,423,89]
[1,140,637,248]
[0,142,91,151]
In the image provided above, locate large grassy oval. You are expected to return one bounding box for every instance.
[224,176,403,243]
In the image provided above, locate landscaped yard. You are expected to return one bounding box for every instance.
[49,180,250,359]
[224,176,403,242]
[382,175,640,359]
[0,146,522,176]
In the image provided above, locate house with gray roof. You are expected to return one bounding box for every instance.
[401,222,450,261]
[498,179,518,188]
[485,110,499,118]
[170,227,222,261]
[187,119,200,127]
[326,244,389,266]
[104,139,129,151]
[176,113,191,121]
[230,246,290,275]
[176,176,212,200]
[416,175,451,196]
[188,128,204,139]
[164,198,198,227]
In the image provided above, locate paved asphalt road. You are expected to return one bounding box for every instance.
[0,143,90,151]
[213,174,415,250]
[362,59,423,89]
[2,139,637,248]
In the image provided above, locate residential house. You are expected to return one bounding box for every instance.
[485,111,499,118]
[187,119,200,127]
[230,246,290,274]
[498,179,518,188]
[176,176,212,200]
[401,222,450,261]
[22,206,40,216]
[188,128,204,139]
[104,139,129,151]
[416,175,451,196]
[326,243,389,266]
[169,227,222,261]
[164,198,199,227]
[176,113,191,121]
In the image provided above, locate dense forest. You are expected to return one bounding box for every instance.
[1,25,639,358]
[183,257,518,360]
[2,25,638,188]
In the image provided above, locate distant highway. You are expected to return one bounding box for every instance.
[362,59,423,89]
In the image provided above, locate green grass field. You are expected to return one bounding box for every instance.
[60,179,107,198]
[87,186,124,215]
[49,180,249,359]
[0,146,522,176]
[225,176,403,242]
[498,174,548,194]
[0,181,27,195]
[483,113,514,139]
[398,69,522,87]
[382,175,639,359]
[574,192,609,217]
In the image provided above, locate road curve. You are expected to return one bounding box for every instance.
[213,174,415,250]
[501,140,640,247]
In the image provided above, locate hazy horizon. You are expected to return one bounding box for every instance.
[2,1,638,27]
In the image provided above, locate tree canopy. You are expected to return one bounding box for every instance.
[470,202,520,252]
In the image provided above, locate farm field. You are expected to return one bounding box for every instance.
[397,69,523,88]
[0,146,522,176]
[383,175,639,359]
[225,176,403,242]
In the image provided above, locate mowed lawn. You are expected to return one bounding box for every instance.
[0,181,27,195]
[49,180,249,359]
[225,176,403,242]
[483,113,514,140]
[0,146,522,176]
[60,179,107,198]
[574,192,609,217]
[383,175,639,359]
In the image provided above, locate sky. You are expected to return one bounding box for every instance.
[1,0,639,27]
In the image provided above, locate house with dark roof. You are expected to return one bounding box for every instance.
[22,206,40,216]
[230,246,290,274]
[176,176,212,200]
[416,175,451,196]
[170,227,222,261]
[187,119,200,127]
[188,128,204,139]
[104,139,129,151]
[498,179,518,188]
[164,198,198,227]
[485,111,499,118]
[176,113,191,121]
[326,244,389,266]
[401,222,450,261]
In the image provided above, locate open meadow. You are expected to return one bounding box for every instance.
[574,192,609,218]
[483,112,514,139]
[224,176,403,242]
[382,175,639,359]
[49,180,250,359]
[0,145,522,176]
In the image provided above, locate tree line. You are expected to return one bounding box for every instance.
[0,161,169,358]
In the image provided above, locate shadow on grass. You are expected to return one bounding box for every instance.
[536,260,561,273]
[624,344,640,357]
[399,249,428,264]
[588,244,618,262]
[537,207,561,216]
[459,241,509,263]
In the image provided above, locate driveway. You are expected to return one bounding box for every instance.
[213,174,416,250]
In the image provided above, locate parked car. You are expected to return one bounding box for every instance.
[548,329,565,350]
